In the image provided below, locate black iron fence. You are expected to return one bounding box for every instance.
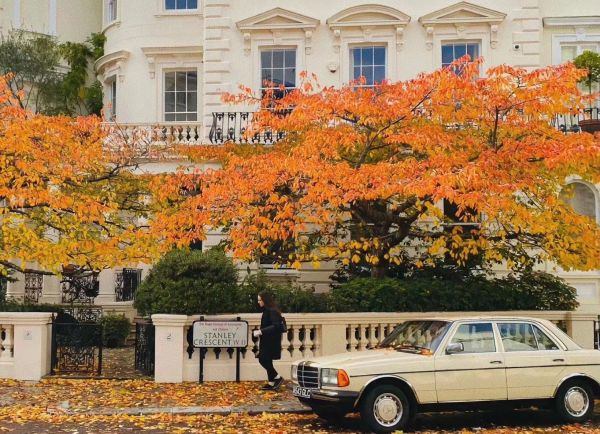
[554,107,600,133]
[209,111,290,145]
[135,321,155,376]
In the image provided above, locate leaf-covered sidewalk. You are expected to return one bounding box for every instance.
[0,378,599,433]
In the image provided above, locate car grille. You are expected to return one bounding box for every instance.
[297,362,319,388]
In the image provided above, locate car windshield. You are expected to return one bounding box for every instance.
[379,321,451,354]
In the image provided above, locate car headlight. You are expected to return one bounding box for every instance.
[320,368,350,387]
[291,365,298,380]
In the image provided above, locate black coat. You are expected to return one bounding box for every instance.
[259,307,282,360]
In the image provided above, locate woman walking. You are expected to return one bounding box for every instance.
[253,291,284,390]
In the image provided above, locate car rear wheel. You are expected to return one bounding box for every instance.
[555,380,594,423]
[360,385,411,433]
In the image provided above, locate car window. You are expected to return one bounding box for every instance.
[532,325,560,350]
[449,323,496,353]
[498,322,540,352]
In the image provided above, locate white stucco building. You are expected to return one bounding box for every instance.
[2,0,599,315]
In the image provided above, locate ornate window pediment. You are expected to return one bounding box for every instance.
[237,8,319,54]
[419,2,506,26]
[327,4,410,29]
[327,5,411,52]
[419,2,506,50]
[140,46,202,79]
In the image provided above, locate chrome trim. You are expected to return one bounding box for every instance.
[355,375,421,407]
[553,373,600,397]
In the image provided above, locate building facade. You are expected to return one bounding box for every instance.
[2,0,600,315]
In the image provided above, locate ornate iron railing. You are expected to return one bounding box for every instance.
[554,107,600,133]
[209,111,291,145]
[24,273,43,303]
[115,268,142,302]
[135,321,155,376]
[61,274,98,304]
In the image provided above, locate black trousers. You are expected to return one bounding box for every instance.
[259,357,278,382]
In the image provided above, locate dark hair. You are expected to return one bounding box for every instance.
[258,290,280,312]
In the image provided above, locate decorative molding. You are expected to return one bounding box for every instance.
[236,7,319,31]
[327,4,410,28]
[94,50,130,83]
[419,2,505,49]
[426,26,435,51]
[237,8,319,55]
[141,46,203,78]
[543,16,600,28]
[327,5,410,53]
[419,2,506,26]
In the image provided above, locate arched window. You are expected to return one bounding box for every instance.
[559,182,598,220]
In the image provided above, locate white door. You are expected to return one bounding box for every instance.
[499,322,566,399]
[435,322,507,402]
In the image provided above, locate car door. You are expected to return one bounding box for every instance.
[498,321,566,399]
[435,322,507,402]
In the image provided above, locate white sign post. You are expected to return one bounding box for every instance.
[192,317,249,383]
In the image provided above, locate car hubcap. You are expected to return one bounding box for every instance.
[373,393,403,427]
[564,387,589,417]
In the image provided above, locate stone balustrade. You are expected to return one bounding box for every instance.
[102,122,204,147]
[0,313,53,381]
[151,310,598,383]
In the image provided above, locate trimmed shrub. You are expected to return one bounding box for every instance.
[0,302,66,313]
[329,272,578,312]
[134,248,239,316]
[238,272,330,313]
[101,314,131,347]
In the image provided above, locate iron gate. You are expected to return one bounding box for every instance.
[135,321,155,376]
[51,308,104,375]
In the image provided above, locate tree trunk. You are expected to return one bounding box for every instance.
[371,264,388,279]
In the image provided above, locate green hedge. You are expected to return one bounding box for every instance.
[329,272,578,312]
[0,302,66,313]
[132,248,578,315]
[101,314,131,347]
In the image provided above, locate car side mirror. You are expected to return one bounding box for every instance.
[446,342,464,354]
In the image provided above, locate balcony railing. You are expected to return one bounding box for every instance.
[553,108,600,133]
[209,112,289,145]
[103,122,204,146]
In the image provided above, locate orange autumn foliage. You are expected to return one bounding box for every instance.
[154,59,600,276]
[0,74,160,276]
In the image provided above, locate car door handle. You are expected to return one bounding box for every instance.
[490,360,503,364]
[553,358,565,362]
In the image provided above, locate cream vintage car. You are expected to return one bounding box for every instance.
[291,317,600,433]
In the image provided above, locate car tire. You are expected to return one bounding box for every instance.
[555,379,594,423]
[360,384,411,433]
[312,406,347,422]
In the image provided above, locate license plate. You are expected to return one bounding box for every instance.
[293,385,312,398]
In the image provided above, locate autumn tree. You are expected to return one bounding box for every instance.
[0,74,161,279]
[154,59,600,278]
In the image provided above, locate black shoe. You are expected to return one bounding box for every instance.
[260,383,274,390]
[272,377,284,390]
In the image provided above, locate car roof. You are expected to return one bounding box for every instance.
[409,316,555,323]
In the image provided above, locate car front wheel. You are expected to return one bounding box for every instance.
[555,380,594,423]
[360,385,411,433]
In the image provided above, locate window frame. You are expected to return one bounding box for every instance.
[496,321,563,352]
[105,0,118,24]
[259,47,297,98]
[106,76,117,121]
[560,180,600,225]
[349,44,387,87]
[164,0,198,10]
[446,321,498,354]
[441,41,481,72]
[163,69,199,123]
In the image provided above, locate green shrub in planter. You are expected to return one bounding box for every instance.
[101,314,131,347]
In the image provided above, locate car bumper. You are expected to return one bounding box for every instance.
[298,389,359,412]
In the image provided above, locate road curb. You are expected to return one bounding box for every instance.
[64,401,312,417]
